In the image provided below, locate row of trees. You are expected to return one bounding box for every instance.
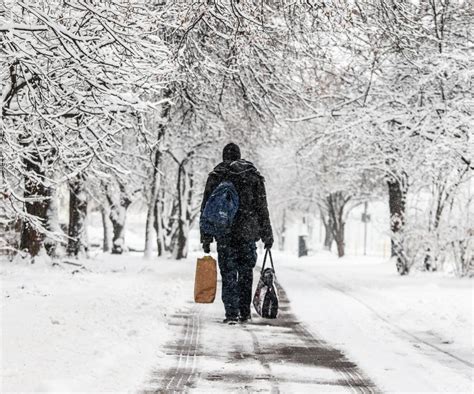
[263,1,473,276]
[0,1,302,261]
[1,1,472,276]
[2,0,171,258]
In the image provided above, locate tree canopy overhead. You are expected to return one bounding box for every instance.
[1,0,472,275]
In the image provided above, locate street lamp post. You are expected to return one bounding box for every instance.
[362,202,371,256]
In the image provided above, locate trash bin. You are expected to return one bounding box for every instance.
[298,235,308,257]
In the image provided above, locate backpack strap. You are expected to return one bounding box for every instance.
[261,249,275,274]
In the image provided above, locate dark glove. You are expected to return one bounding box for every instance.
[264,239,273,250]
[203,242,211,254]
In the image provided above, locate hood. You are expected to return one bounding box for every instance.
[211,159,261,177]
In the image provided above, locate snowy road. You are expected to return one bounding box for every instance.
[143,283,377,393]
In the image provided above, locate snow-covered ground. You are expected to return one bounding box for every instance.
[1,248,472,392]
[0,253,192,392]
[278,252,474,393]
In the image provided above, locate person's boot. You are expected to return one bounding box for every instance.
[223,317,238,325]
[239,315,251,324]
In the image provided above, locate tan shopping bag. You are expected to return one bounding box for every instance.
[194,255,217,303]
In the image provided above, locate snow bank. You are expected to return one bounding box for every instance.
[0,253,193,392]
[277,251,473,393]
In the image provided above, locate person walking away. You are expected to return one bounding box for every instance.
[200,143,273,324]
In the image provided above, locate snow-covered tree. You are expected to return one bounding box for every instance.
[1,1,172,256]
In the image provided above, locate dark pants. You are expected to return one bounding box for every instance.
[217,241,257,319]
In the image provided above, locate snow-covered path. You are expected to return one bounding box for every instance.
[143,284,376,393]
[2,251,472,392]
[0,254,194,392]
[277,253,474,393]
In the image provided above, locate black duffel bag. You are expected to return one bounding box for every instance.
[253,249,279,319]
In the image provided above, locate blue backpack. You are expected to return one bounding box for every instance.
[200,181,239,238]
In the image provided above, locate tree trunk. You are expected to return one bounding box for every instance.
[174,224,187,259]
[145,148,162,258]
[160,191,179,255]
[333,224,345,258]
[424,182,446,271]
[174,163,188,260]
[326,192,350,258]
[320,209,334,251]
[276,209,286,251]
[108,183,132,255]
[100,204,112,252]
[67,176,88,257]
[324,224,334,250]
[144,89,171,258]
[110,216,126,254]
[387,174,408,275]
[20,151,51,257]
[44,182,62,257]
[153,200,165,256]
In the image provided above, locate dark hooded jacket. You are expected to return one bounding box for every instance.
[200,159,273,246]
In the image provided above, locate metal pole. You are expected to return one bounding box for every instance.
[363,201,368,256]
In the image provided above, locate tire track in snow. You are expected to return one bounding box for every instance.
[275,284,379,394]
[147,305,201,392]
[145,280,377,392]
[244,327,280,393]
[313,271,474,371]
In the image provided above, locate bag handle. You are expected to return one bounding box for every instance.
[261,249,275,274]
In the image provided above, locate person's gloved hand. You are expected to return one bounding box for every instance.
[264,239,273,250]
[203,242,211,254]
